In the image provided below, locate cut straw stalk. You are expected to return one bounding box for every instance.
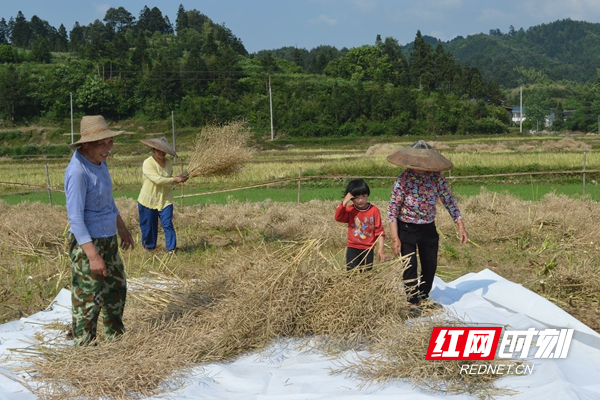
[186,121,254,178]
[18,239,513,400]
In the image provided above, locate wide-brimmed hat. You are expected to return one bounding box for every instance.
[140,137,177,157]
[386,140,453,171]
[69,115,124,149]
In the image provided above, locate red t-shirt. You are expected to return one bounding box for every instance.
[334,203,385,250]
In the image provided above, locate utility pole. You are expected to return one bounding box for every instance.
[70,92,74,144]
[171,111,177,163]
[269,75,274,141]
[520,86,523,134]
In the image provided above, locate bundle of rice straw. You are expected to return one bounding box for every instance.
[185,121,254,177]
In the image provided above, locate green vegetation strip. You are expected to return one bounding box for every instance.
[2,182,598,206]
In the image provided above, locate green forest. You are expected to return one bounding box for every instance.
[1,5,600,141]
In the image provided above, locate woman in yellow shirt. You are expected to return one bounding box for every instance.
[138,138,188,252]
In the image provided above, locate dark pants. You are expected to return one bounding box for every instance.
[138,203,176,251]
[397,221,439,304]
[346,247,374,272]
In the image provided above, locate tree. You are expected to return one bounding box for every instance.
[181,47,208,95]
[31,37,51,63]
[291,47,303,67]
[485,79,504,106]
[186,9,209,34]
[104,7,135,33]
[131,32,149,71]
[175,4,188,34]
[137,6,172,35]
[10,11,31,48]
[409,31,433,91]
[0,65,28,122]
[0,18,9,44]
[0,44,16,63]
[525,90,550,130]
[307,45,343,74]
[260,52,279,73]
[553,101,565,130]
[202,30,218,56]
[69,22,85,53]
[55,24,68,52]
[379,36,408,86]
[84,20,113,62]
[324,45,393,84]
[147,47,182,113]
[75,75,116,115]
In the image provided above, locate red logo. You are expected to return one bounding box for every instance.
[425,327,503,360]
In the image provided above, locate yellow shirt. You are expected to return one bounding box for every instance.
[137,156,175,211]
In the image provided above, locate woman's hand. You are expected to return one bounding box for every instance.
[173,174,189,184]
[457,220,468,245]
[391,238,401,256]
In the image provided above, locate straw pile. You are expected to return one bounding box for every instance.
[455,143,508,152]
[541,137,591,151]
[365,143,401,156]
[185,121,254,177]
[10,192,600,399]
[0,201,67,258]
[19,237,515,399]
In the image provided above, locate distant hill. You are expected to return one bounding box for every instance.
[262,19,600,88]
[404,19,600,87]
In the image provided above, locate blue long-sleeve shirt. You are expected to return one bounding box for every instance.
[64,150,119,245]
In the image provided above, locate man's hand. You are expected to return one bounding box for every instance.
[81,242,108,277]
[116,215,134,251]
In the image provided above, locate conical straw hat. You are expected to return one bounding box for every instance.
[386,140,453,171]
[140,137,177,157]
[69,115,123,148]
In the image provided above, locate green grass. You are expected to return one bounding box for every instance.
[2,181,598,206]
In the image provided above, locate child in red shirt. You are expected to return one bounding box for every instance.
[334,179,386,271]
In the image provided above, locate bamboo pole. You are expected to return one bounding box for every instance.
[583,151,587,196]
[45,164,53,206]
[180,160,184,212]
[298,168,302,204]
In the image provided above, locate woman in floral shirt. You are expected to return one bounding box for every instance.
[387,140,468,309]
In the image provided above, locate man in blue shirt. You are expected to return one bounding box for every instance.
[64,115,134,345]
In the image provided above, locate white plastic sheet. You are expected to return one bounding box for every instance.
[2,269,599,399]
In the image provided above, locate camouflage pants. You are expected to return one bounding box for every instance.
[69,233,127,345]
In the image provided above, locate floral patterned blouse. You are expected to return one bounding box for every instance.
[387,169,462,224]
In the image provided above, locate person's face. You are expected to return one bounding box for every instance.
[153,148,166,161]
[81,138,114,165]
[352,193,369,210]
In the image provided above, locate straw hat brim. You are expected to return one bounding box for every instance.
[387,147,453,171]
[140,139,177,157]
[69,130,123,149]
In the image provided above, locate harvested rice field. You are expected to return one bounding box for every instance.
[1,190,599,399]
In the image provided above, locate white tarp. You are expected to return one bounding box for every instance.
[2,269,600,399]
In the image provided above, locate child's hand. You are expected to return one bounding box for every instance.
[342,192,354,207]
[378,249,386,262]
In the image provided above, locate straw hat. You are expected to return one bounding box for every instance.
[140,137,177,157]
[69,115,124,149]
[386,140,453,171]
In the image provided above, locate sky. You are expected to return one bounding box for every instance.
[3,0,600,53]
